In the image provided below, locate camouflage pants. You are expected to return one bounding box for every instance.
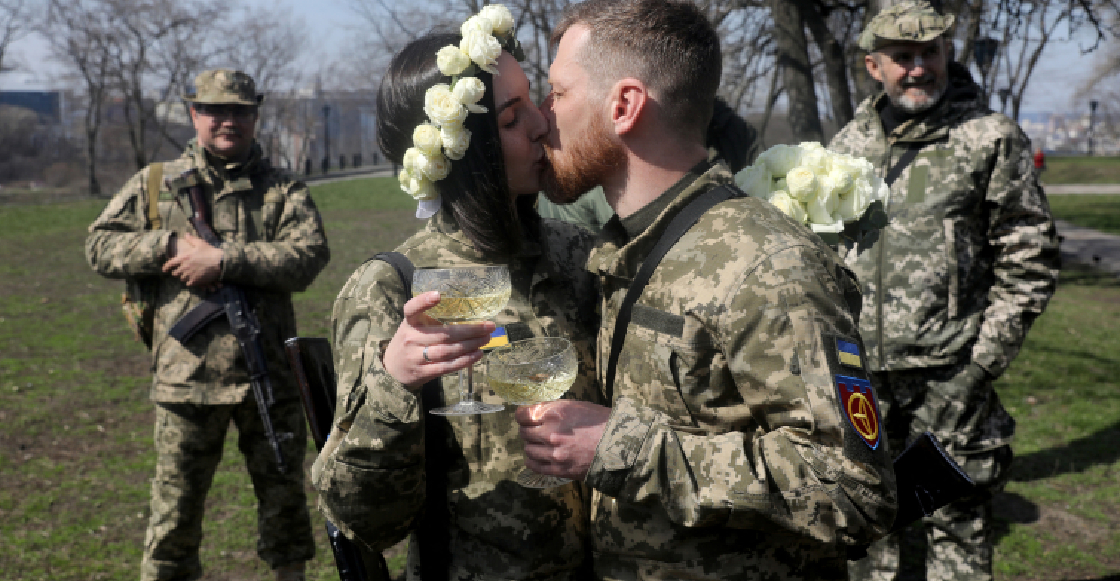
[849,363,1015,581]
[141,398,315,581]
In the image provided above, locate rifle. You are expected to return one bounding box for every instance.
[285,336,389,581]
[168,168,287,474]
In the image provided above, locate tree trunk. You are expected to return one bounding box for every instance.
[84,125,101,197]
[771,0,823,142]
[799,0,854,131]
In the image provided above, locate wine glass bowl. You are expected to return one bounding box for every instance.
[486,337,578,488]
[486,337,577,405]
[413,266,511,416]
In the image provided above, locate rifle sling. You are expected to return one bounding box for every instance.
[372,251,451,581]
[168,297,225,343]
[604,184,740,401]
[884,143,922,187]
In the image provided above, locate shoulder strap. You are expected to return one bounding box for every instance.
[884,144,921,187]
[370,251,450,581]
[147,162,163,229]
[604,184,740,401]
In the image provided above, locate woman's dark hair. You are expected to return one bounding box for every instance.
[377,32,521,256]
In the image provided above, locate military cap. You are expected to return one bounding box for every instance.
[182,69,264,105]
[857,0,955,52]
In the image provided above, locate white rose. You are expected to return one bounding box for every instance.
[836,179,872,221]
[756,144,802,176]
[460,14,493,37]
[436,45,471,77]
[479,4,514,36]
[424,84,468,126]
[408,174,438,201]
[402,147,421,173]
[768,190,808,224]
[413,123,442,157]
[441,123,471,160]
[453,77,488,113]
[797,142,830,174]
[819,167,854,201]
[416,150,451,182]
[399,168,437,201]
[785,166,819,202]
[806,181,841,226]
[460,30,502,74]
[733,164,771,199]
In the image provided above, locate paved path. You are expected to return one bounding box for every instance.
[1043,183,1120,195]
[1056,219,1120,277]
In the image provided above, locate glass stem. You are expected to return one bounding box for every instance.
[459,367,474,404]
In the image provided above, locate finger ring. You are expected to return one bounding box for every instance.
[423,346,432,363]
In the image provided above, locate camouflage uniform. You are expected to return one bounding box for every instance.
[312,208,601,580]
[86,71,329,580]
[584,161,897,581]
[828,5,1060,579]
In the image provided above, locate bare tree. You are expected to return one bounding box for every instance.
[0,0,32,74]
[101,0,226,170]
[217,4,312,168]
[43,0,117,197]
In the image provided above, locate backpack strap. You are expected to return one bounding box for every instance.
[371,251,450,581]
[604,183,741,401]
[146,162,163,229]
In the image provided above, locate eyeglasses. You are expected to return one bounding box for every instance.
[194,104,257,120]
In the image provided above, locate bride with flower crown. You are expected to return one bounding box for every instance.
[310,5,600,580]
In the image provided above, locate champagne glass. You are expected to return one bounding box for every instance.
[413,265,511,416]
[486,337,578,488]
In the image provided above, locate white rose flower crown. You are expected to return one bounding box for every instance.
[398,3,526,219]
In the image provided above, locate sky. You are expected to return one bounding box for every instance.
[0,0,1110,116]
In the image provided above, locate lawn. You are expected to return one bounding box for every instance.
[1,175,1118,580]
[1042,156,1120,185]
[1047,194,1120,237]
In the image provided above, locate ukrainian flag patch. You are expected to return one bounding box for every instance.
[837,338,863,368]
[482,327,509,350]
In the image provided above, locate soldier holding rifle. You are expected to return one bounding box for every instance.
[86,69,330,581]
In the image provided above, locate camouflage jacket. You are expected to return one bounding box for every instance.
[312,209,601,580]
[828,63,1060,375]
[85,139,330,404]
[584,163,897,580]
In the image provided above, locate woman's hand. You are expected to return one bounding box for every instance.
[382,291,497,389]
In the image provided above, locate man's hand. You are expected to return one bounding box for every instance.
[383,291,495,389]
[515,400,612,481]
[163,232,223,290]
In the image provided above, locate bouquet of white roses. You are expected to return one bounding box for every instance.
[734,142,888,244]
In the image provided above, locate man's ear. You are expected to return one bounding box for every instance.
[609,78,647,136]
[865,53,883,83]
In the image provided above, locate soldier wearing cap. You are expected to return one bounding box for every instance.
[86,69,329,581]
[829,3,1059,581]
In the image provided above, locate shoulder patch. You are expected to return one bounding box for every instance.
[835,375,882,450]
[836,337,863,369]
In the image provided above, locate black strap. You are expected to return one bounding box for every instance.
[884,144,922,187]
[371,251,450,581]
[604,184,741,401]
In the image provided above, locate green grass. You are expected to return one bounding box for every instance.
[1047,194,1120,237]
[1042,156,1120,184]
[2,177,1119,579]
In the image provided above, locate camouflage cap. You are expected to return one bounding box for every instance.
[182,69,263,105]
[857,0,955,52]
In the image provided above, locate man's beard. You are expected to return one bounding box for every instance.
[541,114,626,205]
[889,74,948,114]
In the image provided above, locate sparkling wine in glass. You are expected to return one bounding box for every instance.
[486,337,578,488]
[413,265,511,416]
